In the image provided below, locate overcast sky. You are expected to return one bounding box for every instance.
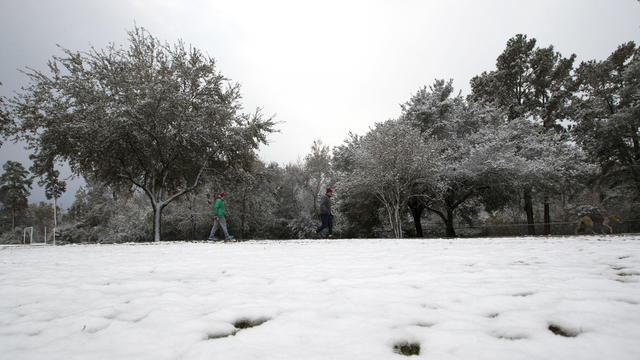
[1,0,639,207]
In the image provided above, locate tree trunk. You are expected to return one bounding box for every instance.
[153,205,162,242]
[524,187,535,235]
[189,197,196,240]
[425,206,455,238]
[408,198,424,238]
[138,161,208,243]
[543,195,550,235]
[395,204,403,239]
[383,203,395,238]
[190,212,196,240]
[384,203,402,239]
[11,208,15,232]
[445,208,456,238]
[241,191,247,239]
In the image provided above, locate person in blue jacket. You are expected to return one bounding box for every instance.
[315,187,333,237]
[208,192,234,240]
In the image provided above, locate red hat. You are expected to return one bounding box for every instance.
[326,187,332,193]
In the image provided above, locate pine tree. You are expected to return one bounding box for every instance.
[573,42,640,206]
[469,34,577,234]
[0,161,33,231]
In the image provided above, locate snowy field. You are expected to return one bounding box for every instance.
[1,236,639,360]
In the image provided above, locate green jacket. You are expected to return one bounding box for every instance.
[213,198,226,218]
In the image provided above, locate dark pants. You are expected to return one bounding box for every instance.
[316,214,333,235]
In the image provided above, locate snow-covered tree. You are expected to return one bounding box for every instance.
[203,160,281,239]
[469,34,578,234]
[303,140,332,216]
[500,119,591,234]
[345,120,437,238]
[401,80,587,237]
[333,133,383,238]
[572,42,640,206]
[0,161,33,231]
[399,80,516,237]
[29,159,66,233]
[7,26,274,242]
[529,46,577,131]
[0,81,9,148]
[64,179,149,243]
[274,163,306,221]
[469,34,538,121]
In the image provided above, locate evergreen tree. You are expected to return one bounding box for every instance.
[469,34,537,120]
[469,34,577,234]
[30,159,66,233]
[0,161,33,231]
[529,46,577,131]
[572,42,640,207]
[0,81,9,147]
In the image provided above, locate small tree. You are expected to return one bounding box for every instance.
[211,160,281,239]
[0,161,33,231]
[30,159,66,240]
[303,140,332,216]
[347,120,436,238]
[270,162,313,238]
[333,133,383,238]
[8,27,274,241]
[64,179,149,243]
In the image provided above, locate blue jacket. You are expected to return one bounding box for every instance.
[319,194,331,215]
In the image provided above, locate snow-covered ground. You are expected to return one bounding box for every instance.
[1,236,639,360]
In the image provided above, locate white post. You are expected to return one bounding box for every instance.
[53,197,57,246]
[23,227,33,244]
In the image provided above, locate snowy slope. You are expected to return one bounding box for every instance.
[1,236,639,360]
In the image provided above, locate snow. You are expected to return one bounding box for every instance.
[1,236,639,360]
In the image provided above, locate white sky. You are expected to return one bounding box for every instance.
[1,0,639,206]
[1,237,640,359]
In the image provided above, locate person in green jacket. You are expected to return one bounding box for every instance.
[208,192,234,240]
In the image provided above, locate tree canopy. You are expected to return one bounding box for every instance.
[572,42,640,205]
[7,27,275,241]
[1,31,637,242]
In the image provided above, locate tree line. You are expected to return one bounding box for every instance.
[0,28,638,242]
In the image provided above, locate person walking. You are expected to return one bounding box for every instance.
[208,192,234,241]
[315,187,333,237]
